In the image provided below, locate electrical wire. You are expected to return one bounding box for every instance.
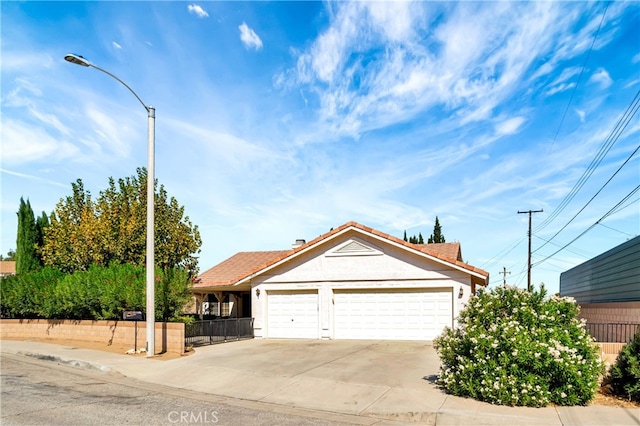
[536,89,640,232]
[597,222,638,238]
[533,184,640,267]
[534,141,640,254]
[547,2,611,154]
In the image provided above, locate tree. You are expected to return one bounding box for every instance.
[0,250,16,261]
[41,168,202,276]
[403,231,424,245]
[427,216,445,243]
[35,211,50,266]
[16,198,40,274]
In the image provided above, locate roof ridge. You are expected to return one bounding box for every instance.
[195,221,488,289]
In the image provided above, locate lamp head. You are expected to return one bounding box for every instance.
[64,54,91,67]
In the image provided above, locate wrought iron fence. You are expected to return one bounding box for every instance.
[185,318,254,347]
[585,322,640,343]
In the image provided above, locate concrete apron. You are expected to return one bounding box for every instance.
[119,339,445,421]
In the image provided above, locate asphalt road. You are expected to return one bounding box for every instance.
[0,353,359,426]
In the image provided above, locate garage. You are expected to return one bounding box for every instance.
[267,290,319,338]
[333,289,453,340]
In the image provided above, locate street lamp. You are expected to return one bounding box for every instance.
[65,53,156,357]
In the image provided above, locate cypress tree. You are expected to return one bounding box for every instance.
[35,211,50,266]
[428,216,446,244]
[16,197,40,274]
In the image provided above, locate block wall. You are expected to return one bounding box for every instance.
[0,319,185,355]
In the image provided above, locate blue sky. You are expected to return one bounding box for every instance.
[1,1,639,294]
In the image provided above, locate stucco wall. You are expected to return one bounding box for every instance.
[250,233,476,339]
[0,319,185,355]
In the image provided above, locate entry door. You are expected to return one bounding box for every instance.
[267,290,319,338]
[334,289,452,340]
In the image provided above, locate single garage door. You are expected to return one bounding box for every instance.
[267,290,319,338]
[334,289,452,340]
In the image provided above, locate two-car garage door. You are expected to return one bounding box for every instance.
[266,288,452,340]
[334,289,452,340]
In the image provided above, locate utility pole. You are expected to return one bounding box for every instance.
[499,266,511,287]
[517,209,543,292]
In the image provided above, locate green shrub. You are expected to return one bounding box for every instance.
[0,268,63,318]
[433,285,604,407]
[0,263,191,321]
[608,329,640,402]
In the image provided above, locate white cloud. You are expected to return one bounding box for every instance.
[112,41,122,49]
[0,168,67,188]
[239,22,263,51]
[187,4,209,18]
[280,2,583,141]
[589,68,613,89]
[633,53,640,64]
[495,116,526,136]
[575,109,586,123]
[0,119,79,165]
[545,82,576,97]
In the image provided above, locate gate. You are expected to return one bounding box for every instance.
[185,318,254,347]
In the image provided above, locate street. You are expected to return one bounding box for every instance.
[0,353,357,426]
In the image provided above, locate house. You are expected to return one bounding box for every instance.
[0,261,16,278]
[560,235,640,326]
[194,221,489,341]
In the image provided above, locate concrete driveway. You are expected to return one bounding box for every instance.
[131,339,446,421]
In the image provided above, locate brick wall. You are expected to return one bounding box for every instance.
[0,319,185,355]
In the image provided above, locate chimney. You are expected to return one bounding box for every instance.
[292,239,306,249]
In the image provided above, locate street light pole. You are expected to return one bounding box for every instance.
[65,54,155,357]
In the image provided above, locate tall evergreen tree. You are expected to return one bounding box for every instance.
[35,211,50,266]
[403,230,408,242]
[427,216,445,244]
[418,232,424,244]
[16,198,40,274]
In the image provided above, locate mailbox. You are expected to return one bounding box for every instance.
[123,311,143,320]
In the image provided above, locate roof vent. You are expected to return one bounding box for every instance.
[292,239,306,249]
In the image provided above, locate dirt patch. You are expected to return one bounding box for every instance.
[593,382,640,408]
[6,337,194,361]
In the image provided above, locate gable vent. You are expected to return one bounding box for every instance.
[336,241,374,253]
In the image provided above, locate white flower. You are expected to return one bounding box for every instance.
[561,392,567,398]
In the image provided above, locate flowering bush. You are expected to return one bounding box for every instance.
[433,286,603,407]
[608,328,640,402]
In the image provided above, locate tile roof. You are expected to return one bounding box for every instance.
[414,242,462,261]
[0,261,16,275]
[195,221,488,289]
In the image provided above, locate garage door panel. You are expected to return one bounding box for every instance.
[334,289,452,340]
[267,290,318,339]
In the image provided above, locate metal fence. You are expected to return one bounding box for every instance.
[585,322,640,343]
[185,318,254,347]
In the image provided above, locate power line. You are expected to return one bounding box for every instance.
[547,2,611,154]
[480,237,524,269]
[533,234,593,259]
[536,88,640,232]
[534,141,640,254]
[596,222,637,238]
[533,184,640,267]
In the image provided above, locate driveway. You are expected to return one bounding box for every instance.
[128,339,446,421]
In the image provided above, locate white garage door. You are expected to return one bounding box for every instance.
[267,290,319,338]
[334,289,452,340]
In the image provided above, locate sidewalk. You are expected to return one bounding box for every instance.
[1,340,638,426]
